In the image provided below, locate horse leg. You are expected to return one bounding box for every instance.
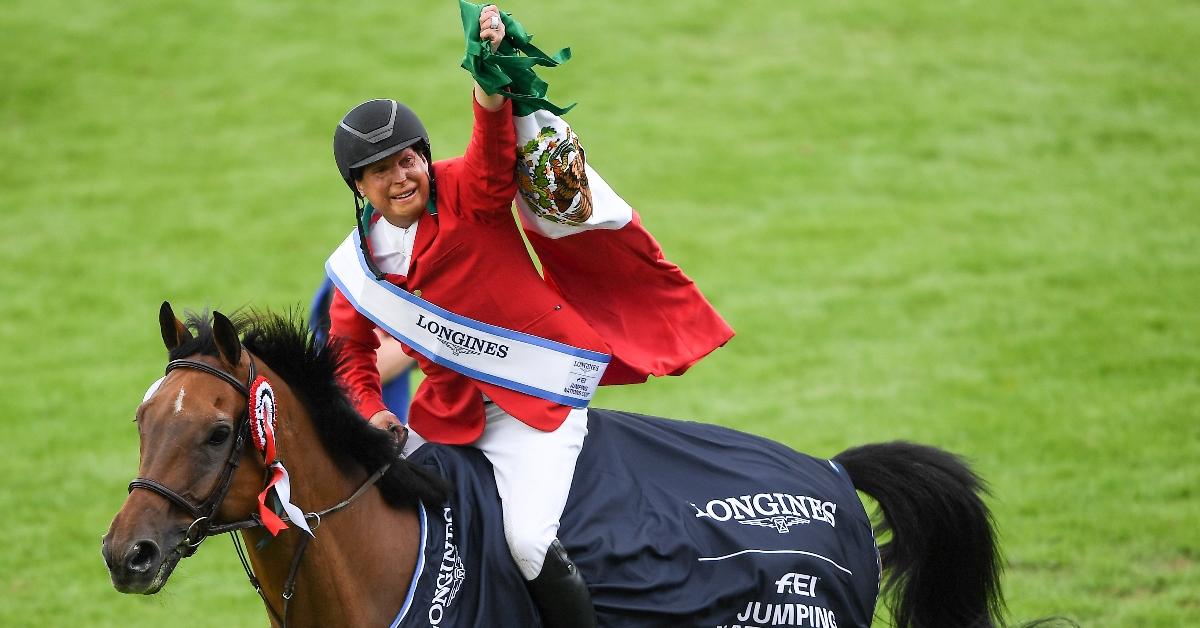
[833,442,1004,628]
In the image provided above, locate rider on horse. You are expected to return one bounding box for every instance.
[325,4,732,625]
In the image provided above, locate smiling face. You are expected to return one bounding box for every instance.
[355,147,430,228]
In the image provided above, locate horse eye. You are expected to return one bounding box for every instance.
[207,425,232,446]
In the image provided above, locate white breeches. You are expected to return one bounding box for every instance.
[401,402,589,581]
[473,402,589,580]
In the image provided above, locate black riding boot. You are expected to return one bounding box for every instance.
[527,540,598,628]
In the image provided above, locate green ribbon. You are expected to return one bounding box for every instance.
[458,0,575,117]
[358,201,375,234]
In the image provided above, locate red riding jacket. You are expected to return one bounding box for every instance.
[330,98,611,444]
[330,97,733,445]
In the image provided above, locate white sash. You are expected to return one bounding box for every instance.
[325,232,609,407]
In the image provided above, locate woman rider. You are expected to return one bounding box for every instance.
[328,6,602,626]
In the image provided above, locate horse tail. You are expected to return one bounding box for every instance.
[833,441,1004,628]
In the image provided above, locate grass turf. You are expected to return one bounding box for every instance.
[1,0,1197,625]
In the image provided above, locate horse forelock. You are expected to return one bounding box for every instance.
[174,308,449,509]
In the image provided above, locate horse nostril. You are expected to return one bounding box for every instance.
[125,540,160,574]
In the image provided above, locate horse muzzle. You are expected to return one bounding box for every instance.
[103,503,191,595]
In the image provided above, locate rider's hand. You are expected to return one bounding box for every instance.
[472,6,508,111]
[479,4,505,52]
[369,410,409,449]
[369,410,402,432]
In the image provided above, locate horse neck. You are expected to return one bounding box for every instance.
[241,373,420,627]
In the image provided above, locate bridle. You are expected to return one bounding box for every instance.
[128,356,257,556]
[127,353,392,627]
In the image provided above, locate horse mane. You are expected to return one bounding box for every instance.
[173,309,449,509]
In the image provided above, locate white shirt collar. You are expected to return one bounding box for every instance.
[368,217,419,275]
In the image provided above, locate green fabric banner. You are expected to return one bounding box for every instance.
[458,0,575,117]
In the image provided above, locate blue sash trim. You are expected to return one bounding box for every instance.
[389,502,428,628]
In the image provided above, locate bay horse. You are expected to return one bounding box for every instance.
[104,304,1008,627]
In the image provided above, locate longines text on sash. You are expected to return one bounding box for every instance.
[415,314,511,358]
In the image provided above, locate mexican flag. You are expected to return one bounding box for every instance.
[460,1,734,384]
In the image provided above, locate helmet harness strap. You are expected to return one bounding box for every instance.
[354,193,386,280]
[425,159,438,217]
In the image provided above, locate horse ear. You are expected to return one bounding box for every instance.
[212,311,242,367]
[159,301,192,351]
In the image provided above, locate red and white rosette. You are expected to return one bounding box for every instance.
[248,376,313,538]
[250,376,278,460]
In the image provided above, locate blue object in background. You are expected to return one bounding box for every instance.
[310,277,411,422]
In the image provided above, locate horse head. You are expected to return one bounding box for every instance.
[102,302,268,594]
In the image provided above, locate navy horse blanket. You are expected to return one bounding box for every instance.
[391,409,880,628]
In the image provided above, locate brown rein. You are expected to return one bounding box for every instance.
[127,354,392,628]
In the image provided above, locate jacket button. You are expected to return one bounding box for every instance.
[412,289,423,297]
[554,304,562,310]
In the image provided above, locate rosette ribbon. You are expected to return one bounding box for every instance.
[249,376,313,537]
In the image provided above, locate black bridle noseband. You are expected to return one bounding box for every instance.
[127,353,392,627]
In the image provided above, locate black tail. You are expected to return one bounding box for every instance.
[834,442,1004,628]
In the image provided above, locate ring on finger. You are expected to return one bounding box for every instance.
[489,15,500,30]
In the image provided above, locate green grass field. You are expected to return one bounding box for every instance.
[2,0,1197,625]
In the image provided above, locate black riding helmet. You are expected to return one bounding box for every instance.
[333,99,437,278]
[334,99,434,193]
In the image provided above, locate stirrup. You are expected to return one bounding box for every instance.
[527,540,597,628]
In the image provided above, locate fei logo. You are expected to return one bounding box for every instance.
[775,572,820,597]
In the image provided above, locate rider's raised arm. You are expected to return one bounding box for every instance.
[456,3,517,217]
[458,95,517,217]
[472,4,506,112]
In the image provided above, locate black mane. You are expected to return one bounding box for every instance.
[174,309,448,509]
